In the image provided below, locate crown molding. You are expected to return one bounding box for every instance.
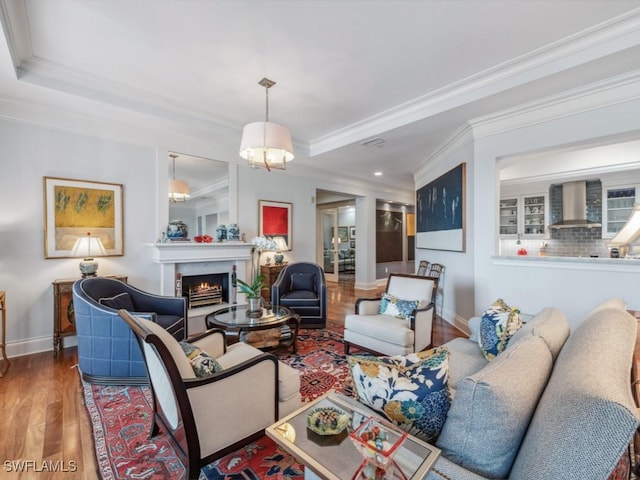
[0,0,31,73]
[414,124,474,186]
[469,68,640,139]
[310,8,640,156]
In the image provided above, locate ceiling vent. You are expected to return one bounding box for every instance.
[362,138,386,148]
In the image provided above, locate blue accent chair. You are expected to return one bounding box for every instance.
[72,277,186,384]
[272,262,327,329]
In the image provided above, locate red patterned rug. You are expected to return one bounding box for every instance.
[82,329,350,479]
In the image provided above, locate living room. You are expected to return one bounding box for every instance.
[3,2,640,478]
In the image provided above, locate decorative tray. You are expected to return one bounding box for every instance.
[307,406,349,436]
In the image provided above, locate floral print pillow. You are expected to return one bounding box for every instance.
[348,347,450,442]
[478,298,522,361]
[378,293,421,320]
[179,342,223,377]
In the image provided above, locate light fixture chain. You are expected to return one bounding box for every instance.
[265,85,269,123]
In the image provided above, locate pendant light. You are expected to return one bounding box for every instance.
[169,153,190,202]
[239,78,294,171]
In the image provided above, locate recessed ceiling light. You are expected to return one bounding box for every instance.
[374,171,383,176]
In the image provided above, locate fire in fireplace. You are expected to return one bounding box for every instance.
[180,273,229,309]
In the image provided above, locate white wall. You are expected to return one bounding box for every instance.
[473,98,640,328]
[0,119,161,356]
[415,138,476,331]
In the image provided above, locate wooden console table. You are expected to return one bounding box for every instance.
[0,291,9,376]
[52,275,127,358]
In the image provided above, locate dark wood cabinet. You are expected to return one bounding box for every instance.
[52,275,127,357]
[260,264,287,302]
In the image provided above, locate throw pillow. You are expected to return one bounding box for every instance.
[98,292,135,310]
[378,293,420,320]
[179,342,223,377]
[290,273,316,291]
[348,347,450,442]
[478,298,522,361]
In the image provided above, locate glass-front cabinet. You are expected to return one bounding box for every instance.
[604,187,636,236]
[500,194,547,236]
[499,198,518,235]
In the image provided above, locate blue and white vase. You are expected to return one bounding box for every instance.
[216,225,227,242]
[227,223,240,241]
[167,220,188,240]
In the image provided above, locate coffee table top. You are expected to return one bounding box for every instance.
[266,391,440,480]
[206,305,293,330]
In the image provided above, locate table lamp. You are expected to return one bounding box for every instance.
[71,233,107,277]
[272,236,289,265]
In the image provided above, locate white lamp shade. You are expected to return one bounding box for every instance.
[169,178,190,201]
[71,235,107,258]
[272,236,289,252]
[609,203,640,247]
[239,121,294,169]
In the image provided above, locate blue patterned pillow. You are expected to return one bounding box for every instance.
[478,299,522,361]
[179,342,223,377]
[378,293,420,320]
[348,347,450,442]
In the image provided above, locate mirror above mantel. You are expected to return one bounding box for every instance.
[168,152,232,240]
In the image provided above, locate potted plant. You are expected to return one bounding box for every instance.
[236,274,266,312]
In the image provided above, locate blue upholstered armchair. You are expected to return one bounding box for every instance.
[72,277,186,384]
[272,262,327,329]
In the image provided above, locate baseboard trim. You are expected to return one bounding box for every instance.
[4,334,67,359]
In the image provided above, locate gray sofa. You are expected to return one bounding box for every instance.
[426,299,639,479]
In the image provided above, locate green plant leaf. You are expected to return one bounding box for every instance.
[236,274,265,298]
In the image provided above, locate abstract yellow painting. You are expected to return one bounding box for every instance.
[44,177,123,258]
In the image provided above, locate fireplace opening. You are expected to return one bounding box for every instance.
[180,273,229,309]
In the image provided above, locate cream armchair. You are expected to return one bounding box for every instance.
[118,310,301,480]
[344,273,435,356]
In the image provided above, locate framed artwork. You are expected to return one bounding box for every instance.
[259,200,292,249]
[44,176,124,258]
[338,226,349,242]
[416,163,466,252]
[349,226,356,239]
[350,240,356,248]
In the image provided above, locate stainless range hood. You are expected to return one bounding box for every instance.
[549,181,601,229]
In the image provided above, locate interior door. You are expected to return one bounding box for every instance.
[318,207,340,282]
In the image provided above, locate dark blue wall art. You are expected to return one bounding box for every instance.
[416,163,466,251]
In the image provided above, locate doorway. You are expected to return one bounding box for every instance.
[316,196,357,283]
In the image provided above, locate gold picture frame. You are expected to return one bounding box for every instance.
[43,176,124,258]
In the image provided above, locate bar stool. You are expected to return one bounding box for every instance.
[0,291,9,376]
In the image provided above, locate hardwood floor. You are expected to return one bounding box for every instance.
[0,278,463,479]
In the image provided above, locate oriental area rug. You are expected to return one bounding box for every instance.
[82,329,351,480]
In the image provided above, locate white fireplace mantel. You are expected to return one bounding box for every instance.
[148,242,253,296]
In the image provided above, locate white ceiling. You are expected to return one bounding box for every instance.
[2,0,640,191]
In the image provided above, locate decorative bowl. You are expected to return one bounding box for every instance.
[349,417,408,469]
[307,406,349,436]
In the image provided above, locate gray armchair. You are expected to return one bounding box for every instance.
[72,277,187,384]
[272,262,327,328]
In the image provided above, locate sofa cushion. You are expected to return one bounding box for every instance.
[478,299,522,361]
[379,293,421,320]
[348,347,450,442]
[444,338,488,391]
[290,272,316,291]
[345,313,414,347]
[436,335,553,478]
[510,306,639,480]
[98,292,135,310]
[508,307,569,360]
[179,341,223,377]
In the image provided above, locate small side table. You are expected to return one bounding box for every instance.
[0,291,9,376]
[52,275,128,358]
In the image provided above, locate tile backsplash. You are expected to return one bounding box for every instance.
[500,179,613,258]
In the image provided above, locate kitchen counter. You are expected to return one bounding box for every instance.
[493,255,640,271]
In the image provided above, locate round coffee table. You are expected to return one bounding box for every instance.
[206,305,300,353]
